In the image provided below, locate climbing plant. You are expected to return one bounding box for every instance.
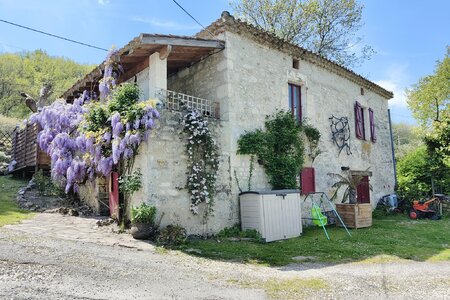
[302,121,322,165]
[182,107,219,219]
[237,110,304,189]
[30,50,160,220]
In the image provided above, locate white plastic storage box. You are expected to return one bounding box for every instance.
[239,190,302,242]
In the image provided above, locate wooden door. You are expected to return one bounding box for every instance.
[356,176,370,204]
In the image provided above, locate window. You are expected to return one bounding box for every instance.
[369,108,376,142]
[289,83,301,121]
[354,101,365,140]
[360,87,364,95]
[293,59,299,69]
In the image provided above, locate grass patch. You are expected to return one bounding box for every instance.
[0,175,34,227]
[179,215,450,266]
[235,278,329,299]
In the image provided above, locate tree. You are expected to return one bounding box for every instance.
[397,145,450,201]
[406,47,450,127]
[231,0,374,67]
[0,50,94,118]
[425,110,450,166]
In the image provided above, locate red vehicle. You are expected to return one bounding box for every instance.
[409,194,447,220]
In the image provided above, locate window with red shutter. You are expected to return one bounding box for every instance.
[288,84,302,121]
[369,108,376,142]
[301,167,315,195]
[354,101,365,140]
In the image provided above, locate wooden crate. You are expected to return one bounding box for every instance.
[335,203,372,228]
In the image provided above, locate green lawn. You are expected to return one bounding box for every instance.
[0,175,34,227]
[179,215,450,266]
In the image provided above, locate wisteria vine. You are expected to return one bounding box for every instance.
[30,50,159,194]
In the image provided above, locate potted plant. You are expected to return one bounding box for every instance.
[130,202,157,239]
[328,170,373,228]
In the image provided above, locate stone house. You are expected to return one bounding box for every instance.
[65,12,395,235]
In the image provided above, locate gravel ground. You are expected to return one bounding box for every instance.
[0,214,449,300]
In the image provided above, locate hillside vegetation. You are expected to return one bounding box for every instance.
[0,50,94,118]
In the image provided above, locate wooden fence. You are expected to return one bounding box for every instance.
[10,123,50,173]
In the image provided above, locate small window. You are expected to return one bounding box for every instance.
[289,83,302,121]
[293,59,299,69]
[360,87,364,95]
[354,101,365,140]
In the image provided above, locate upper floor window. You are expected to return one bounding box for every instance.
[289,83,302,121]
[355,101,376,143]
[354,101,365,140]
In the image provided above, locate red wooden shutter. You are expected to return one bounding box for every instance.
[301,167,315,195]
[369,108,376,142]
[356,176,370,204]
[354,101,365,139]
[109,172,120,220]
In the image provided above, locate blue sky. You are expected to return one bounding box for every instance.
[0,0,448,124]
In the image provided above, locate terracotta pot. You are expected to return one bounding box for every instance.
[130,223,155,240]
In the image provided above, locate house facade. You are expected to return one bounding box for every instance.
[71,12,395,235]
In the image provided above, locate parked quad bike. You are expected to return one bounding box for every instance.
[408,194,448,220]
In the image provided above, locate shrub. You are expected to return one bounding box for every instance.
[33,169,63,196]
[237,111,304,189]
[131,203,156,224]
[156,225,187,247]
[217,224,263,242]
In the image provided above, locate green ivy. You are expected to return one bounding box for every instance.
[237,111,304,189]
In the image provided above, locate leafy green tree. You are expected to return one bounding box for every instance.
[0,50,94,118]
[231,0,374,67]
[406,47,449,127]
[425,110,450,166]
[397,145,450,200]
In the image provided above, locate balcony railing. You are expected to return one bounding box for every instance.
[157,89,220,119]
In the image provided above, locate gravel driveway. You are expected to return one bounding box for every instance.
[1,213,449,299]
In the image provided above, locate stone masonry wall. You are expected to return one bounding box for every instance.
[223,31,395,217]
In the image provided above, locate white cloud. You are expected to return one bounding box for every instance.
[131,17,201,31]
[375,79,408,108]
[97,0,110,5]
[375,63,411,108]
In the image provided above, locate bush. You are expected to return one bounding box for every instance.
[156,225,187,247]
[131,203,156,224]
[237,111,304,189]
[397,146,450,200]
[217,224,263,242]
[33,169,63,196]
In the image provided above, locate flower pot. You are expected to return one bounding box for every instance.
[130,223,155,240]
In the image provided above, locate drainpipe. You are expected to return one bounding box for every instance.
[388,109,397,190]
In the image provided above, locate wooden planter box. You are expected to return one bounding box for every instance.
[335,203,372,228]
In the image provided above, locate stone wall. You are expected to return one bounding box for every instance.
[222,31,395,211]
